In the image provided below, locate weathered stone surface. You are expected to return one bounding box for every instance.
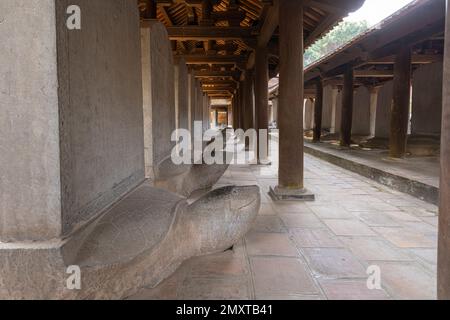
[141,22,176,179]
[57,0,145,235]
[0,0,144,241]
[174,57,190,130]
[141,22,229,196]
[0,0,62,241]
[0,183,260,299]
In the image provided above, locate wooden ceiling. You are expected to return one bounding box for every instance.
[138,0,365,99]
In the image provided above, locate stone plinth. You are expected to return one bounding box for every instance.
[269,186,315,202]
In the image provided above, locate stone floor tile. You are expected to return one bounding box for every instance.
[272,202,314,214]
[250,215,287,233]
[339,237,413,262]
[373,227,437,248]
[301,248,367,278]
[178,277,252,300]
[353,212,402,227]
[400,221,438,235]
[339,200,399,212]
[375,262,436,300]
[319,279,391,300]
[323,219,376,236]
[279,214,325,229]
[245,232,299,257]
[290,228,343,248]
[250,257,320,297]
[309,205,354,219]
[421,216,439,227]
[184,251,249,277]
[258,203,277,216]
[383,211,423,222]
[410,248,437,266]
[398,206,438,217]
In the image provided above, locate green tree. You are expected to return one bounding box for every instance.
[304,20,369,66]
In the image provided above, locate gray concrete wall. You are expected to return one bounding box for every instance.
[141,22,176,177]
[352,86,371,135]
[0,0,62,241]
[411,61,443,136]
[57,0,144,235]
[375,81,393,138]
[174,58,189,130]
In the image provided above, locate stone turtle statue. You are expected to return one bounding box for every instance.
[59,182,260,299]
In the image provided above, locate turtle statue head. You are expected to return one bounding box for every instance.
[187,185,261,254]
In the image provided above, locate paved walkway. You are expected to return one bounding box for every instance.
[305,141,440,188]
[129,141,438,300]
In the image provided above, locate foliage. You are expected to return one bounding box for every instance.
[304,20,370,66]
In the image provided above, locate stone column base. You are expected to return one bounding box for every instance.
[269,186,315,202]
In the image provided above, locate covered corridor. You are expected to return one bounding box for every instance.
[130,139,438,300]
[0,0,449,301]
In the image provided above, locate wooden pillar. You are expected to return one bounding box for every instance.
[277,0,304,189]
[389,45,412,158]
[239,82,245,130]
[438,0,450,300]
[255,46,269,161]
[243,69,254,131]
[340,66,354,146]
[233,94,239,129]
[313,79,324,142]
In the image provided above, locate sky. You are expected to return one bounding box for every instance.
[346,0,416,26]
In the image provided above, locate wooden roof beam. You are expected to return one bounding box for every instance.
[177,54,246,65]
[193,70,241,79]
[257,0,279,48]
[354,70,394,78]
[364,54,443,65]
[163,26,257,41]
[201,80,238,85]
[309,0,364,15]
